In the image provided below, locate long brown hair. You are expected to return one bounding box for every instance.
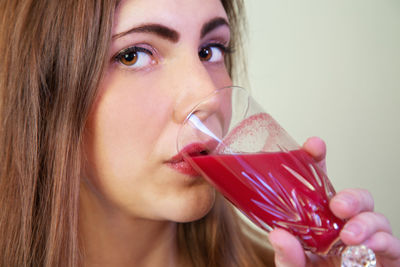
[0,0,273,266]
[0,0,114,266]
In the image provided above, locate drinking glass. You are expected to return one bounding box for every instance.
[176,86,376,266]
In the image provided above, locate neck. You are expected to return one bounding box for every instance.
[79,183,180,267]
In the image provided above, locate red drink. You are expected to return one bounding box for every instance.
[190,149,345,254]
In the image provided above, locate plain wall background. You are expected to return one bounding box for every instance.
[244,0,400,238]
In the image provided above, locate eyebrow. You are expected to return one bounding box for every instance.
[112,24,179,42]
[200,17,230,39]
[112,17,230,42]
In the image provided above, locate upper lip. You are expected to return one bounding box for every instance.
[167,140,218,163]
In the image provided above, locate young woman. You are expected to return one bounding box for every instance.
[1,0,399,266]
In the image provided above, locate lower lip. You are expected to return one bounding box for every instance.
[166,160,201,176]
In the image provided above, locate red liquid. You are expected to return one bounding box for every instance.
[190,150,345,254]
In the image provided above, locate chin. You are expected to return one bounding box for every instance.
[167,185,216,223]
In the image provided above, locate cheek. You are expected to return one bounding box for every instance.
[101,72,172,142]
[207,64,232,89]
[84,72,173,184]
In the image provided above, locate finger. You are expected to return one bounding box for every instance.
[268,228,306,267]
[340,212,392,245]
[363,232,400,261]
[302,137,327,171]
[330,188,374,219]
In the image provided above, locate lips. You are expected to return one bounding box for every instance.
[166,141,217,176]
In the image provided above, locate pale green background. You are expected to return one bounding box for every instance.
[244,0,400,238]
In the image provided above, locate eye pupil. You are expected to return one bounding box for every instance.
[199,47,212,61]
[120,52,138,66]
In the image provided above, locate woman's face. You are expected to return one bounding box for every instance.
[83,0,232,222]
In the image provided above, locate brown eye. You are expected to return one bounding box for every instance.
[198,44,230,63]
[199,47,213,61]
[115,46,154,68]
[120,51,138,66]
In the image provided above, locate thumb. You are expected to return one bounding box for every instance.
[268,228,306,267]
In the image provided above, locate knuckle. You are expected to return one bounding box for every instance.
[359,212,392,234]
[375,212,392,233]
[350,188,374,211]
[362,189,374,206]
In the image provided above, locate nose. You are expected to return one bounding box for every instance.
[172,57,227,124]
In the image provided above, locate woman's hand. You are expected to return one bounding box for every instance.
[268,137,400,267]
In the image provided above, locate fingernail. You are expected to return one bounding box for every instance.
[343,222,363,237]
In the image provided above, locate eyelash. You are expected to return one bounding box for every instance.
[203,42,233,54]
[114,46,153,62]
[113,42,233,69]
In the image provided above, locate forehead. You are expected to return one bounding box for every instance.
[113,0,228,36]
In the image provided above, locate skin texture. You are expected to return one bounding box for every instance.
[84,0,231,223]
[78,0,400,266]
[80,0,232,266]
